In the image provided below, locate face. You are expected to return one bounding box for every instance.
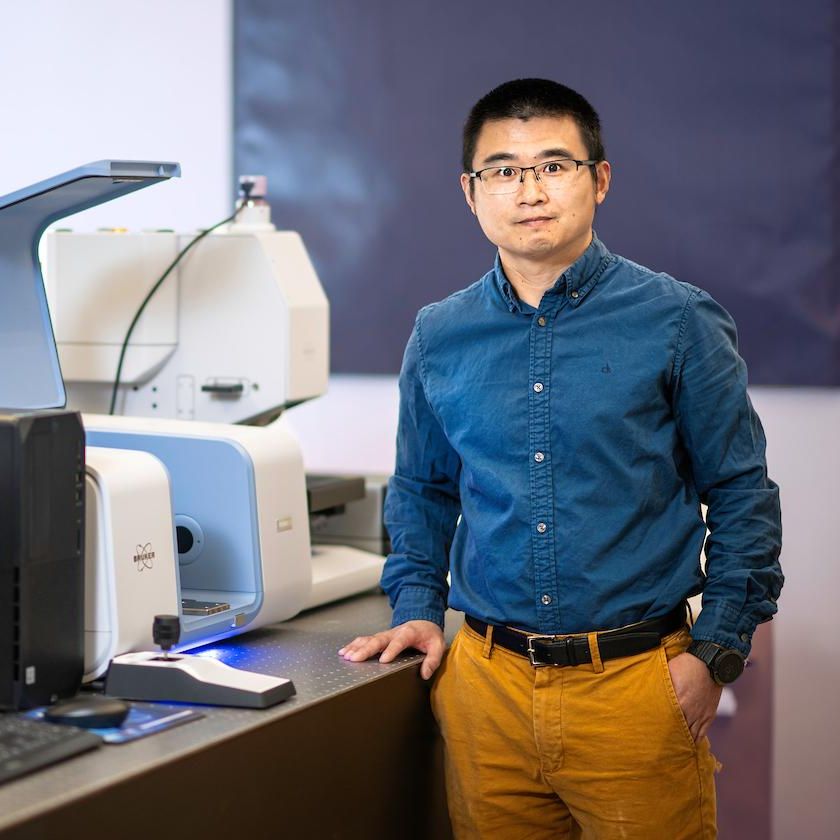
[460,115,610,268]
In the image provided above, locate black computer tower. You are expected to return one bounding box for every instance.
[0,410,85,710]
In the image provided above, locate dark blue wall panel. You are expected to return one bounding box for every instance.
[234,0,838,383]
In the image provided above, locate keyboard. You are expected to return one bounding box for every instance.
[0,714,101,784]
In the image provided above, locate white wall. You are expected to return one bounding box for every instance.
[281,374,399,476]
[749,389,840,840]
[0,0,232,231]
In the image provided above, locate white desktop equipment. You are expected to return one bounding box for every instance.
[305,545,388,611]
[106,650,295,708]
[84,447,180,680]
[45,178,385,646]
[84,413,313,650]
[43,188,328,422]
[105,612,295,709]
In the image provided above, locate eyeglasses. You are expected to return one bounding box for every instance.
[469,158,600,195]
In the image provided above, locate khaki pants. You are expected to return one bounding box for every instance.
[431,621,720,839]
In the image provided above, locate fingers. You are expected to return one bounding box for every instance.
[689,714,715,743]
[338,633,391,662]
[339,621,446,672]
[337,634,372,656]
[420,641,445,680]
[695,717,714,743]
[378,635,409,664]
[338,629,418,663]
[341,637,440,676]
[384,629,443,678]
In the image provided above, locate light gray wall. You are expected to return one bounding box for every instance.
[0,0,232,231]
[749,389,840,840]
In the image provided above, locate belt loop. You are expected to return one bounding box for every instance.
[481,625,494,659]
[587,632,604,673]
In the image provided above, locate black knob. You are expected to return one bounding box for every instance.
[153,614,181,652]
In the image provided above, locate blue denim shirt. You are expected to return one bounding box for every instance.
[381,235,782,655]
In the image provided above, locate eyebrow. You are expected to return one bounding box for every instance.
[478,147,576,167]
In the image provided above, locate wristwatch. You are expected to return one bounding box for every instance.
[687,640,746,685]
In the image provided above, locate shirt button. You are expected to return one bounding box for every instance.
[570,290,579,299]
[533,382,544,393]
[536,522,547,534]
[534,451,545,463]
[537,316,547,327]
[739,633,749,643]
[541,594,552,605]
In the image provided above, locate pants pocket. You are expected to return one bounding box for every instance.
[430,627,463,725]
[657,639,699,753]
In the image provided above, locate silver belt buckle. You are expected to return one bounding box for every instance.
[526,634,557,667]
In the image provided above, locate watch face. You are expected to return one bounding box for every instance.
[715,650,745,684]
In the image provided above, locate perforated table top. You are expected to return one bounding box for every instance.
[0,590,462,832]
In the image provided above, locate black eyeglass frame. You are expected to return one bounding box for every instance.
[468,158,602,184]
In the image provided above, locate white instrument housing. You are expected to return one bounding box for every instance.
[84,413,313,650]
[44,225,329,423]
[84,447,180,681]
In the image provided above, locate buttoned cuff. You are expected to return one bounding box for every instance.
[390,584,446,629]
[690,601,756,656]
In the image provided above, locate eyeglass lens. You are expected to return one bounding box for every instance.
[480,160,581,194]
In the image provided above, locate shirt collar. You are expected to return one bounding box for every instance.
[493,254,520,312]
[493,233,613,313]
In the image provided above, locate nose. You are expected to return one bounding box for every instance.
[517,167,546,202]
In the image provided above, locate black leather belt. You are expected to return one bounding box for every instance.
[464,604,687,667]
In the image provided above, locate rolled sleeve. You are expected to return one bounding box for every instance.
[671,289,783,655]
[381,314,462,629]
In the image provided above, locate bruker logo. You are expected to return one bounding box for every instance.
[133,543,155,571]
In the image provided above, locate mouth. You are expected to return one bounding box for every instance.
[517,216,554,226]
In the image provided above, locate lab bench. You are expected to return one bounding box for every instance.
[0,591,455,840]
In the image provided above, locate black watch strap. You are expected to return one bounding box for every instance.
[687,640,745,685]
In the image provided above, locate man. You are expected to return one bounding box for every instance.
[339,79,782,839]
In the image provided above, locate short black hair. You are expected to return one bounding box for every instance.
[462,78,605,173]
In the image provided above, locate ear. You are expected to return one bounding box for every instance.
[594,160,611,206]
[460,172,477,215]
